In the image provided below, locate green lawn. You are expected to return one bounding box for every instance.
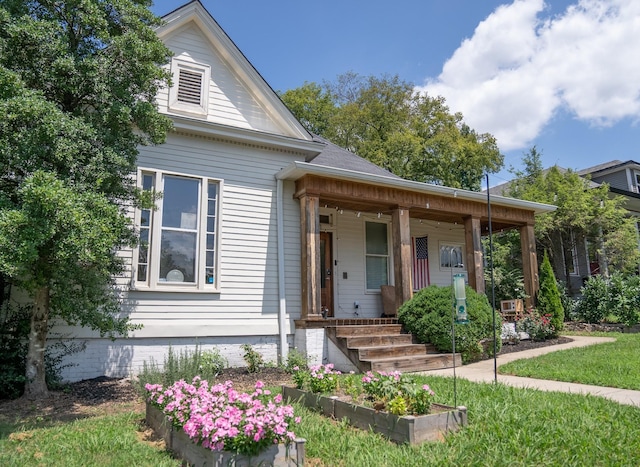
[499,333,640,390]
[3,334,639,466]
[296,376,640,466]
[0,411,179,467]
[2,376,639,466]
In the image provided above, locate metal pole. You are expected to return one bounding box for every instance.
[486,174,497,383]
[450,249,458,406]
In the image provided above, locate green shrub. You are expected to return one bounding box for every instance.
[516,309,556,341]
[607,273,640,327]
[282,348,309,373]
[576,273,640,326]
[536,252,563,336]
[576,274,610,323]
[398,284,501,363]
[241,343,264,373]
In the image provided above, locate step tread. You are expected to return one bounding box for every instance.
[361,353,455,363]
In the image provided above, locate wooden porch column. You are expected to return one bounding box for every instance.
[392,207,413,310]
[299,193,322,320]
[520,223,539,308]
[464,216,485,293]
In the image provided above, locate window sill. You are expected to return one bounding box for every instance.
[130,284,220,294]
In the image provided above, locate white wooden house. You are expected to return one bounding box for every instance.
[55,1,555,381]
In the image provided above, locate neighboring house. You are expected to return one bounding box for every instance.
[52,1,554,381]
[489,160,640,296]
[578,160,640,276]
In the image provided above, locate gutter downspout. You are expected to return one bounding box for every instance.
[276,178,289,363]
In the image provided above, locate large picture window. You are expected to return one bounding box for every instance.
[135,169,220,291]
[365,222,389,290]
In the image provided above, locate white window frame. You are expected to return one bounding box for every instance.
[133,168,221,292]
[634,171,640,194]
[364,221,390,292]
[168,58,210,117]
[439,242,465,271]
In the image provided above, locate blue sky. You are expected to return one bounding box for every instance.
[152,1,640,187]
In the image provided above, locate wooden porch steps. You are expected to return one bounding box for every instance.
[326,323,461,373]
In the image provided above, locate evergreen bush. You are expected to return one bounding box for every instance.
[536,252,564,336]
[397,284,500,363]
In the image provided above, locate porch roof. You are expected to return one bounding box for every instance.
[276,160,557,217]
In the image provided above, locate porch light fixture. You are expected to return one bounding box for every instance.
[377,212,381,218]
[356,211,361,217]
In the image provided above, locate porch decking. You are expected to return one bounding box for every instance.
[323,319,461,373]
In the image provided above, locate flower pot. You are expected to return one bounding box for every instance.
[146,403,305,466]
[282,386,467,444]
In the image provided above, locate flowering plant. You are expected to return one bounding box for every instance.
[145,377,300,456]
[292,363,341,393]
[516,308,556,341]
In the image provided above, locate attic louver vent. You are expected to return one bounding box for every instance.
[177,69,203,105]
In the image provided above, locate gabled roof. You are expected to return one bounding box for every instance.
[578,160,640,176]
[157,1,312,141]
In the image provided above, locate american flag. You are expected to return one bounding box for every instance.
[412,236,430,291]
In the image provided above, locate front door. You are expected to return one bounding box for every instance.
[320,232,334,317]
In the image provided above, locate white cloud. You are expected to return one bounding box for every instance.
[417,0,640,151]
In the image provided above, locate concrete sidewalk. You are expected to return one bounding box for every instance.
[427,335,640,407]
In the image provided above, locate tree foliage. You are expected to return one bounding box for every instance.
[0,0,173,398]
[507,147,640,291]
[280,72,504,190]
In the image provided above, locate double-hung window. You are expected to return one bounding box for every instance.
[135,169,220,291]
[365,222,389,291]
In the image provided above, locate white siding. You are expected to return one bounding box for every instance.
[158,24,286,136]
[415,220,467,287]
[121,133,302,335]
[327,213,468,319]
[51,132,305,380]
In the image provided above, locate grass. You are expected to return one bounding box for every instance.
[294,375,640,466]
[3,376,639,466]
[499,332,640,390]
[0,411,178,466]
[3,335,639,466]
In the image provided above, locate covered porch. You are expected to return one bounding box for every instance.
[292,172,545,323]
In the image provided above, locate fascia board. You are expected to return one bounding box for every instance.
[277,161,557,215]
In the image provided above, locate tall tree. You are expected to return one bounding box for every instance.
[0,1,172,399]
[507,148,639,293]
[280,72,503,190]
